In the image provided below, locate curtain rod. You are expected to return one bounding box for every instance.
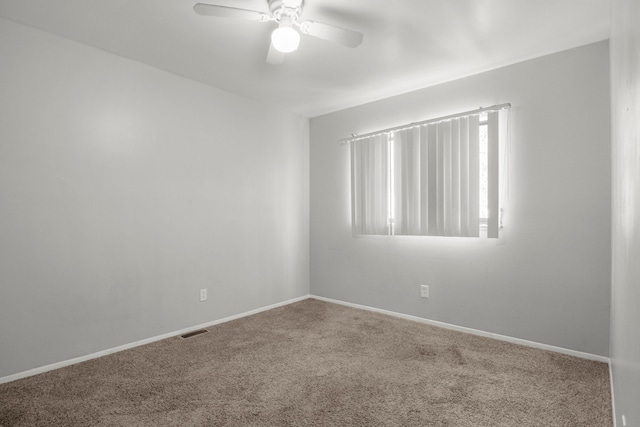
[339,103,511,144]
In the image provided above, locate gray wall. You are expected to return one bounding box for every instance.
[610,0,640,424]
[0,18,309,378]
[310,41,611,357]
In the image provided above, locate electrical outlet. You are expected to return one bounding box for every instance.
[420,285,429,298]
[199,288,207,302]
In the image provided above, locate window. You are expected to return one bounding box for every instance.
[349,105,509,238]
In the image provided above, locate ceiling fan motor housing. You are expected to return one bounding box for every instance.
[268,0,304,23]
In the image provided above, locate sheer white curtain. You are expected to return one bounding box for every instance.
[393,116,481,237]
[350,134,389,235]
[486,111,500,238]
[350,107,507,238]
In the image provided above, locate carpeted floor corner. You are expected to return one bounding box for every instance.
[0,299,612,426]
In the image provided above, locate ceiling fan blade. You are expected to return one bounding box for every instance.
[266,42,286,65]
[299,21,363,48]
[193,3,269,22]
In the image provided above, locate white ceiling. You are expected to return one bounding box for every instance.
[0,0,610,117]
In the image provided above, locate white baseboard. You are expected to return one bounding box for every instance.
[0,294,310,385]
[610,361,617,427]
[1,293,610,385]
[310,295,610,364]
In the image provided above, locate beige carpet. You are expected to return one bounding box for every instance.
[0,299,612,426]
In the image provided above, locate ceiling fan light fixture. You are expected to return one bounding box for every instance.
[271,26,300,53]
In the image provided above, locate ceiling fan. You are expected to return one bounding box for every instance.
[193,0,364,64]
